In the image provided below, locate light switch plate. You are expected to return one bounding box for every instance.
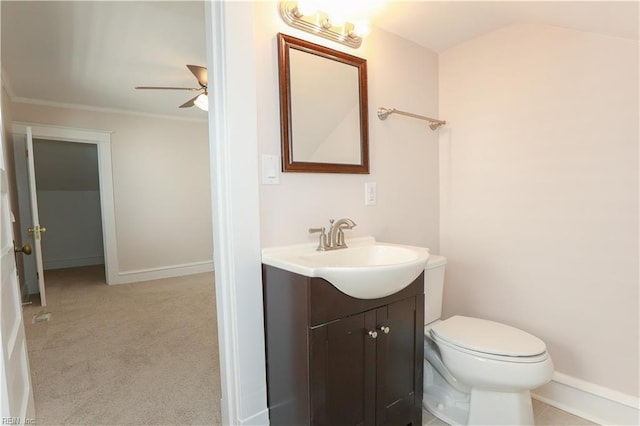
[262,155,280,185]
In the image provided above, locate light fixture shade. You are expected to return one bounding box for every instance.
[194,93,208,111]
[296,0,317,16]
[353,19,371,37]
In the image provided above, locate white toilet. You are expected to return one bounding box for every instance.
[423,256,554,425]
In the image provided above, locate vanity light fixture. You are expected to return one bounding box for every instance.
[278,1,368,48]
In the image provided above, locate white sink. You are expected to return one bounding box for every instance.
[262,237,430,299]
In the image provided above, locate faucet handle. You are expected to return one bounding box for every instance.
[309,227,328,251]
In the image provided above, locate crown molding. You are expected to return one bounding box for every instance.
[9,96,208,124]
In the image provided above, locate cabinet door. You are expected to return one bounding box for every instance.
[375,297,423,426]
[310,310,377,426]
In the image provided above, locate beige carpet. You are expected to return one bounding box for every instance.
[23,265,221,425]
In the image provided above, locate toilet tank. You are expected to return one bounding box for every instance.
[424,255,447,325]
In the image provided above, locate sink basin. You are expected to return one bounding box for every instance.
[262,237,430,299]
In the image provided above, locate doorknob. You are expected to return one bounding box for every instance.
[27,225,47,240]
[14,243,32,255]
[27,226,47,234]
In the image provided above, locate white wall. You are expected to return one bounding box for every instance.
[220,3,441,423]
[37,190,104,270]
[255,1,441,250]
[439,23,639,400]
[9,101,213,277]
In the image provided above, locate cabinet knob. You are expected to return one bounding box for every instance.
[368,330,378,339]
[379,326,390,334]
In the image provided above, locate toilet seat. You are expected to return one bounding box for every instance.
[430,316,549,363]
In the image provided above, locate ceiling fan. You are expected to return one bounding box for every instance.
[135,64,208,111]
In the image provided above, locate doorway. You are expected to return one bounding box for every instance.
[3,2,232,422]
[14,137,106,301]
[34,139,104,271]
[11,123,118,302]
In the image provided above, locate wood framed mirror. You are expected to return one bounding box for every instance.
[277,33,369,174]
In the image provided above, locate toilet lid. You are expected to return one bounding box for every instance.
[430,316,547,357]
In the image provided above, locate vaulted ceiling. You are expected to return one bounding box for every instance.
[373,1,639,52]
[2,1,637,120]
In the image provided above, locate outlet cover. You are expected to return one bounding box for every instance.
[365,182,377,205]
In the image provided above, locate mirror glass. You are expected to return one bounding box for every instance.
[278,33,369,173]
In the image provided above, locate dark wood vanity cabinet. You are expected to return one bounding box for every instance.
[263,265,424,426]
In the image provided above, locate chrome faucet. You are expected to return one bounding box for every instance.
[309,218,357,251]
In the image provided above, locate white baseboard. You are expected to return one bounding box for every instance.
[44,256,104,270]
[532,372,639,425]
[112,260,214,285]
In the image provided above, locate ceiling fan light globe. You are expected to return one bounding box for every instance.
[194,93,208,111]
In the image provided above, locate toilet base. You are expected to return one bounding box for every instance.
[468,389,534,426]
[423,359,469,425]
[424,356,537,426]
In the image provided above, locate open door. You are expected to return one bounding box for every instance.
[24,127,47,306]
[0,105,36,424]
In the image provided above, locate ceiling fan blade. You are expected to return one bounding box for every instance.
[179,94,200,109]
[135,86,202,91]
[187,65,207,88]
